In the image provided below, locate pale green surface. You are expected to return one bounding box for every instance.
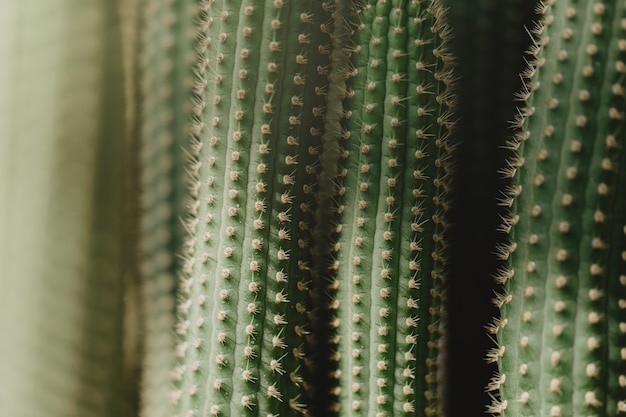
[0,1,126,416]
[138,1,194,416]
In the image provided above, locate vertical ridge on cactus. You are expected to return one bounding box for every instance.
[493,0,626,416]
[288,1,334,412]
[333,3,377,414]
[609,147,626,416]
[258,0,315,413]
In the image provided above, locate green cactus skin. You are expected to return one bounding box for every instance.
[332,0,454,415]
[0,1,127,416]
[138,0,201,415]
[491,0,626,415]
[161,1,340,416]
[136,0,460,415]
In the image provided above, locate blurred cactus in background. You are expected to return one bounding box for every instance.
[0,1,624,417]
[0,1,132,416]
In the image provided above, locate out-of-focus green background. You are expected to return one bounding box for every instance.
[0,2,141,416]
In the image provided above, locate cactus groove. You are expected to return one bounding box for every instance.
[308,0,358,414]
[492,0,626,415]
[162,1,336,416]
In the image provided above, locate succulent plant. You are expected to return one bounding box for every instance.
[2,1,625,417]
[134,0,462,415]
[135,0,461,415]
[490,0,626,415]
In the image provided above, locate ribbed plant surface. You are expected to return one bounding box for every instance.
[332,0,454,416]
[140,0,458,416]
[161,0,332,416]
[491,0,626,416]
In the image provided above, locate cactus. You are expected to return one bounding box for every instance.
[137,0,457,416]
[491,0,626,416]
[140,1,336,416]
[138,0,194,415]
[2,1,626,417]
[332,1,454,415]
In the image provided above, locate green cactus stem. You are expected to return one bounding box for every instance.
[332,0,455,415]
[135,0,462,415]
[157,1,341,416]
[491,0,626,415]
